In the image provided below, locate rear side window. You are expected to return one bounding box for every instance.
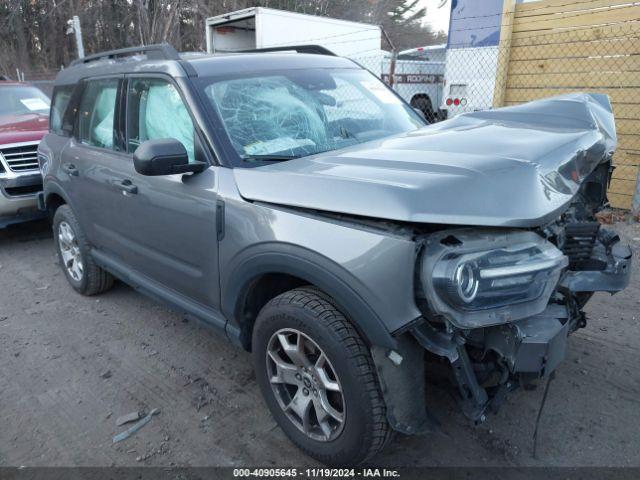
[50,86,74,134]
[77,78,119,149]
[126,78,195,161]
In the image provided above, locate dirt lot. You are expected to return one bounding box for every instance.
[0,219,639,467]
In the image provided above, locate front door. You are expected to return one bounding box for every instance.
[70,74,220,312]
[108,76,221,310]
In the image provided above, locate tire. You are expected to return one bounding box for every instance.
[53,204,114,296]
[252,287,391,465]
[411,96,434,122]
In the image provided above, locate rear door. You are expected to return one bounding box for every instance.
[60,76,126,250]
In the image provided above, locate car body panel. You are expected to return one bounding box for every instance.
[0,113,49,144]
[234,93,615,228]
[216,168,418,348]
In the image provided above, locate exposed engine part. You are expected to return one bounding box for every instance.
[404,154,631,432]
[560,229,632,292]
[562,221,600,270]
[450,344,489,422]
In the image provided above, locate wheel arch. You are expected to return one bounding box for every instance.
[43,181,70,219]
[222,243,397,352]
[410,93,433,109]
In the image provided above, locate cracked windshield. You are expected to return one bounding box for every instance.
[203,68,424,162]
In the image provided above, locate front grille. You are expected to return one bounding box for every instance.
[562,222,600,269]
[0,143,40,172]
[4,183,42,197]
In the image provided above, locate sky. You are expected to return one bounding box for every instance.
[417,0,451,33]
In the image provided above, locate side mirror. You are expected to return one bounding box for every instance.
[133,138,206,176]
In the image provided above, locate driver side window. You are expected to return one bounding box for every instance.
[126,78,196,162]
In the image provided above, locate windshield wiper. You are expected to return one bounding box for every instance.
[243,154,301,162]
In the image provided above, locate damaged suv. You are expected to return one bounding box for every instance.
[39,44,632,465]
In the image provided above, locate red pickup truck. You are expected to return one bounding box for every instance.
[0,80,50,228]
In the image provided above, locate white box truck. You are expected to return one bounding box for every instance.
[205,7,445,121]
[205,7,381,58]
[384,44,446,121]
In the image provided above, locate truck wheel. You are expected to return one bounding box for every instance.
[53,204,114,296]
[252,287,391,465]
[411,96,434,122]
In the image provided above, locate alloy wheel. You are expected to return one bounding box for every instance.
[266,328,346,442]
[58,221,83,282]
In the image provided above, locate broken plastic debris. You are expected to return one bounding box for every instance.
[112,408,159,443]
[116,411,141,426]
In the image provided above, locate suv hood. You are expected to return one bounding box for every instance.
[234,93,616,228]
[0,113,49,145]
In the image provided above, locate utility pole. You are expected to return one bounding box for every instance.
[66,15,85,59]
[380,26,397,88]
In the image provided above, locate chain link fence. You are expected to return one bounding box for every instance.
[355,10,640,211]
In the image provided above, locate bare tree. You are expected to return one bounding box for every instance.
[0,0,443,76]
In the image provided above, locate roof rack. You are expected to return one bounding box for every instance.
[238,45,336,56]
[70,43,181,67]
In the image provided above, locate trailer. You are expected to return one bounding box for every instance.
[384,44,446,121]
[205,7,445,121]
[205,7,381,58]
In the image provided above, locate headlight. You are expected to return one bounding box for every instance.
[421,230,568,328]
[38,152,49,176]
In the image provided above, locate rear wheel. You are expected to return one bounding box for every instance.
[53,205,114,296]
[252,287,391,465]
[411,96,434,122]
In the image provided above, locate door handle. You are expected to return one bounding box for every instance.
[114,179,138,195]
[62,163,79,176]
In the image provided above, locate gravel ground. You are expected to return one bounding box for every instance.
[0,219,638,467]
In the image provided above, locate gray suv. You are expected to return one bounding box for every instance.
[39,44,632,465]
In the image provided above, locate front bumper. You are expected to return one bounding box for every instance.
[485,304,570,378]
[560,241,632,292]
[410,231,632,424]
[0,171,45,228]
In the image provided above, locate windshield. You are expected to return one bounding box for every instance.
[0,86,50,118]
[201,69,424,163]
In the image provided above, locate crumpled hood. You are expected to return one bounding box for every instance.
[234,93,616,228]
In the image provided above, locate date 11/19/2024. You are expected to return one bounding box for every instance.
[233,468,401,478]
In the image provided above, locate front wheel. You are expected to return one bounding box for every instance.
[252,287,391,465]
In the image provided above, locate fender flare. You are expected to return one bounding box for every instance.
[43,180,74,212]
[221,242,397,350]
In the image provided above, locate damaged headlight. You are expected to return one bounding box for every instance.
[420,230,568,328]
